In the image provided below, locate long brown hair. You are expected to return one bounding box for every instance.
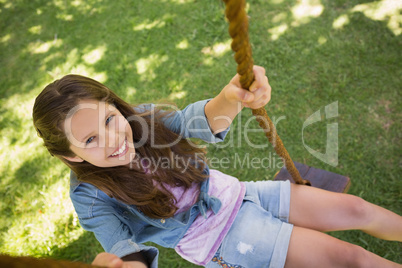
[33,75,208,218]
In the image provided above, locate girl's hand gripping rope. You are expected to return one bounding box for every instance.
[223,65,271,109]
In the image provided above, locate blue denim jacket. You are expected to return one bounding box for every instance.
[69,99,230,267]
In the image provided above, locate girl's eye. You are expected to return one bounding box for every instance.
[106,115,114,125]
[86,136,95,145]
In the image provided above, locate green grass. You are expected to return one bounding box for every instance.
[0,0,401,266]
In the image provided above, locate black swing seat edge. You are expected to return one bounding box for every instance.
[274,161,351,193]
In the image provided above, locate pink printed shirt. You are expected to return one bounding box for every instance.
[170,169,246,265]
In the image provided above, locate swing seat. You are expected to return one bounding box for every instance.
[274,162,351,193]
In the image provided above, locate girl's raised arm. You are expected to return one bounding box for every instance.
[204,65,271,134]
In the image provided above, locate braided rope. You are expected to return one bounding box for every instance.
[223,0,311,185]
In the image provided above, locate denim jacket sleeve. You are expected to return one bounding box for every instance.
[135,99,230,142]
[70,177,159,267]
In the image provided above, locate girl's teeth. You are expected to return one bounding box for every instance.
[111,140,126,156]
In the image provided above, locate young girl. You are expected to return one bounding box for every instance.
[33,66,402,268]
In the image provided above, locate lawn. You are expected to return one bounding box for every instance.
[0,0,401,266]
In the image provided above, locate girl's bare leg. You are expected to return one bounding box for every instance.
[284,226,401,268]
[283,184,402,267]
[289,184,402,241]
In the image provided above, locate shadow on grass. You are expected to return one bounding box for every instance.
[0,0,232,100]
[0,0,401,264]
[50,230,103,264]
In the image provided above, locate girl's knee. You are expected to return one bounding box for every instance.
[343,195,373,227]
[342,244,372,268]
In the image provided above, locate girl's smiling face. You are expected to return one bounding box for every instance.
[63,99,136,167]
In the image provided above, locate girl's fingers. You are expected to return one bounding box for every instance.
[92,252,124,268]
[250,66,267,91]
[236,87,254,102]
[226,65,270,108]
[244,83,271,109]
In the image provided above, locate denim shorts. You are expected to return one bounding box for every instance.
[206,180,293,268]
